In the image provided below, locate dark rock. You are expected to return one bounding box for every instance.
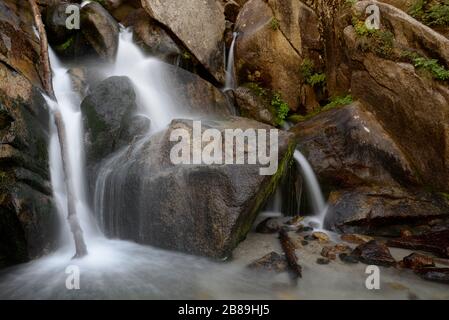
[93,117,295,258]
[325,187,449,236]
[316,258,330,265]
[255,217,281,234]
[339,253,359,264]
[248,251,288,272]
[387,230,449,258]
[402,253,435,270]
[45,3,80,45]
[0,61,57,269]
[81,76,140,167]
[322,244,351,260]
[304,235,316,241]
[224,0,241,23]
[301,240,309,246]
[292,102,418,188]
[351,240,396,267]
[80,2,120,62]
[415,268,449,284]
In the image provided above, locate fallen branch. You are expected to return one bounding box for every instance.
[279,228,302,279]
[29,0,88,258]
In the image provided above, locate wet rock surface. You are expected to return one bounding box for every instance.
[351,240,396,267]
[92,117,295,258]
[415,268,449,284]
[387,230,449,258]
[402,253,435,270]
[248,251,287,272]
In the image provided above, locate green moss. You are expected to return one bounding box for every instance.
[288,95,353,123]
[270,17,280,30]
[182,51,192,60]
[271,93,290,126]
[403,51,449,81]
[55,36,75,52]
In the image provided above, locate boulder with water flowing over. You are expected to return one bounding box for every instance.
[292,102,419,188]
[81,76,148,171]
[141,0,226,82]
[93,117,295,258]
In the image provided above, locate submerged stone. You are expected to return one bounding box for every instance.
[351,240,396,267]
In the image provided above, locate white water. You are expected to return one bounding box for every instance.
[223,32,238,92]
[105,29,184,132]
[45,49,100,247]
[293,150,328,229]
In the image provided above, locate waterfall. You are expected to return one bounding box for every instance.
[293,150,327,229]
[46,49,99,249]
[105,28,184,132]
[223,32,238,92]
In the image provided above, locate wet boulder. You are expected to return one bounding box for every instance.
[81,76,145,169]
[141,0,226,82]
[402,253,435,270]
[234,87,277,126]
[351,240,396,267]
[292,102,418,188]
[93,117,295,258]
[248,251,288,272]
[80,2,120,62]
[325,186,449,235]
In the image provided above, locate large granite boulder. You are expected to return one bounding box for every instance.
[141,0,226,82]
[92,117,295,258]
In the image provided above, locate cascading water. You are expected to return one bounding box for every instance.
[293,150,327,229]
[223,32,238,92]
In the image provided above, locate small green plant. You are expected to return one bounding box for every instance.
[352,18,376,37]
[410,0,449,27]
[300,59,326,88]
[271,93,290,125]
[270,17,280,30]
[345,0,357,5]
[403,51,449,80]
[323,95,354,109]
[246,82,268,97]
[182,51,192,60]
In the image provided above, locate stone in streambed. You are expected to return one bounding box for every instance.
[402,253,435,270]
[387,230,449,258]
[255,218,281,234]
[339,253,360,264]
[316,258,330,265]
[415,268,449,284]
[248,252,288,272]
[351,240,396,267]
[341,233,374,245]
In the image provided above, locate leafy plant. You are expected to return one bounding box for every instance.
[270,17,280,30]
[403,51,449,80]
[410,0,449,27]
[271,93,290,125]
[300,59,326,88]
[323,95,354,109]
[245,82,268,97]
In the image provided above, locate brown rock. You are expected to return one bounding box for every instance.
[387,230,449,258]
[351,240,396,267]
[234,87,277,126]
[402,253,435,270]
[312,232,330,243]
[248,251,288,272]
[235,0,304,111]
[341,233,374,245]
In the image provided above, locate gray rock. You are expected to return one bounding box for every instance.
[141,0,226,82]
[94,117,295,258]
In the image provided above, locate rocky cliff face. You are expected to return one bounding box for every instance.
[0,1,57,268]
